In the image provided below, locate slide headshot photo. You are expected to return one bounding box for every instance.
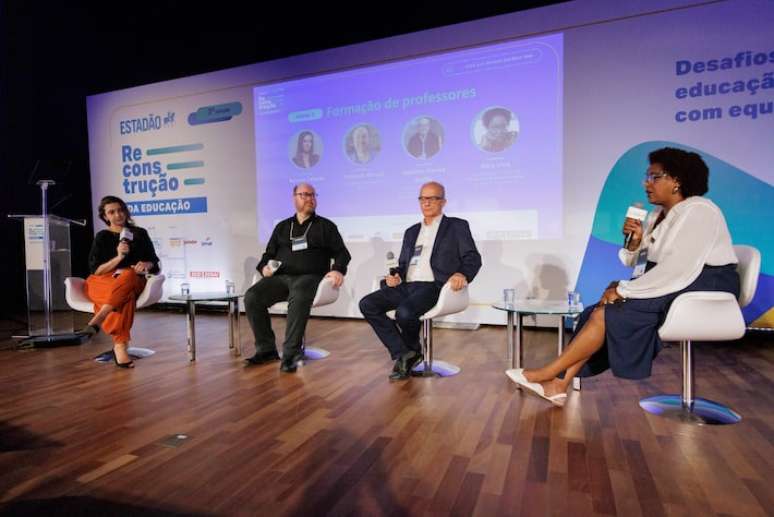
[345,124,380,164]
[403,116,444,160]
[290,130,322,169]
[473,106,519,153]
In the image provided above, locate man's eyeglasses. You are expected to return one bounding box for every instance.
[644,171,669,183]
[295,192,317,199]
[418,196,444,203]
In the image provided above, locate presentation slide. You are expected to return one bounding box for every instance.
[253,33,563,242]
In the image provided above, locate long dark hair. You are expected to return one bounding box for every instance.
[97,195,135,226]
[295,131,314,158]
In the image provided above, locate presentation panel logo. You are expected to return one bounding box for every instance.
[119,111,176,134]
[119,142,208,216]
[188,102,242,125]
[190,271,220,278]
[117,101,242,217]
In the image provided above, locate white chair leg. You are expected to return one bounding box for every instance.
[412,319,461,377]
[639,340,741,425]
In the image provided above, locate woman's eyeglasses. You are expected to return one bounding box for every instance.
[644,171,669,183]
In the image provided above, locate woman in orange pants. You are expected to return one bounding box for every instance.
[81,196,159,368]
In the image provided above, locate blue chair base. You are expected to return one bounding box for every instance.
[302,346,330,360]
[411,360,461,377]
[639,395,741,425]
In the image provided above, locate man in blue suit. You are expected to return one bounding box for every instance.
[359,181,482,381]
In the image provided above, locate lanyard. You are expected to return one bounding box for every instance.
[289,220,313,240]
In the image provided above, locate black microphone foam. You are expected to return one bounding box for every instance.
[386,251,399,276]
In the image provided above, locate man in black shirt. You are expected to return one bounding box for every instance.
[244,182,351,372]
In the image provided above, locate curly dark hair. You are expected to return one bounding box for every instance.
[648,147,709,197]
[97,195,135,226]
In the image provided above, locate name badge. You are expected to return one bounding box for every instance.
[291,236,308,252]
[632,247,649,278]
[410,245,423,266]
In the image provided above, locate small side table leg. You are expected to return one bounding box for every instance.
[515,313,523,369]
[228,300,234,352]
[234,300,241,357]
[229,298,241,357]
[506,312,514,367]
[186,300,196,362]
[558,316,565,356]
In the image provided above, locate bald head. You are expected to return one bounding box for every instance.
[418,181,446,222]
[420,181,445,199]
[292,182,317,218]
[293,182,315,195]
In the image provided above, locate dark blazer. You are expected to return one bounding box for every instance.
[396,215,482,286]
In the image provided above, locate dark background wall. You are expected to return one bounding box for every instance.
[0,1,565,324]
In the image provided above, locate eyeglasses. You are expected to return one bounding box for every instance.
[295,192,317,199]
[418,196,444,203]
[644,171,669,183]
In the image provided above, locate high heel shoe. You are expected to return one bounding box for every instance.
[113,347,134,368]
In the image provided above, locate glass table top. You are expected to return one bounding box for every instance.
[491,300,584,315]
[168,292,243,302]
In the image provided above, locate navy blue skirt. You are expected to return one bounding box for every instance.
[575,264,740,380]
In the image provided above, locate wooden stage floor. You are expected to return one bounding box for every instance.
[1,311,772,516]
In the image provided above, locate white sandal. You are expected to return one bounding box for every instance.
[506,368,568,407]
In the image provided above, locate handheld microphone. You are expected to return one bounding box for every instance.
[119,228,133,256]
[119,228,134,243]
[385,251,399,276]
[624,202,647,248]
[267,259,282,273]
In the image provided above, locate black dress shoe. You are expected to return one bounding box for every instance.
[244,349,281,366]
[388,350,423,381]
[280,353,303,373]
[403,350,423,373]
[388,370,410,381]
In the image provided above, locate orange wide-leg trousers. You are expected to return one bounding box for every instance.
[84,269,146,344]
